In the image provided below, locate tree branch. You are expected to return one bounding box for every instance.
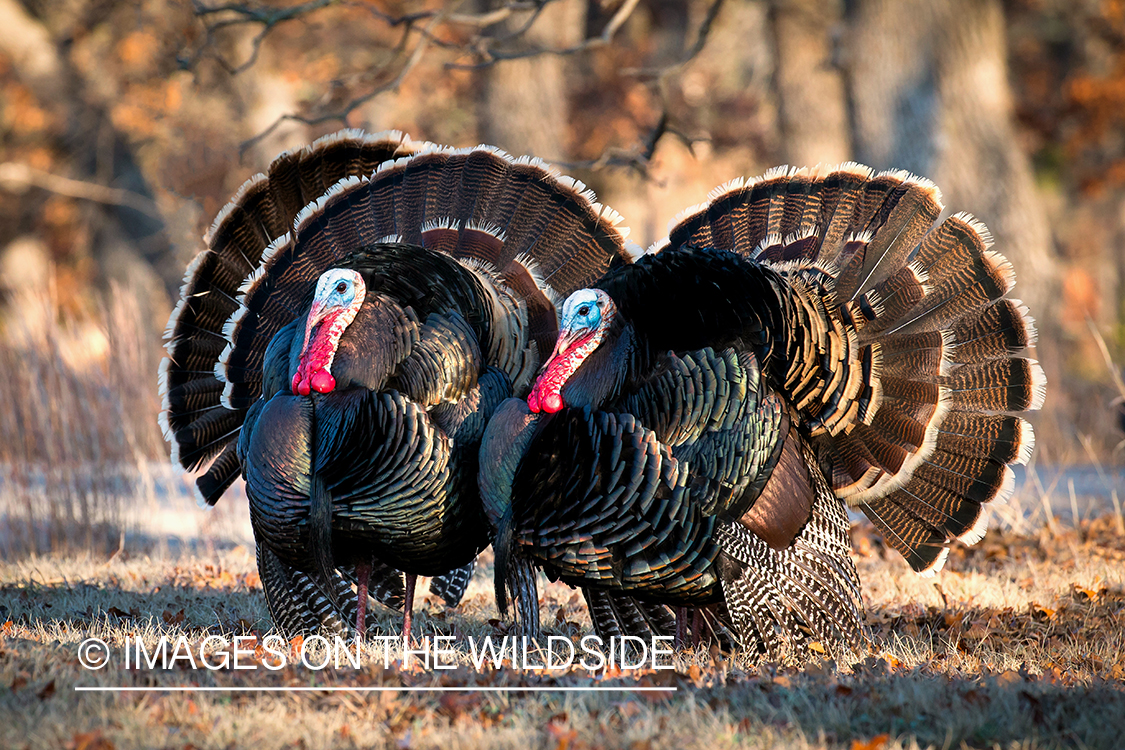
[0,163,164,221]
[186,0,723,179]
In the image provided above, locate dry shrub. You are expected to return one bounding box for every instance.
[0,280,165,557]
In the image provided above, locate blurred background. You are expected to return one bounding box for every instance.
[0,0,1122,557]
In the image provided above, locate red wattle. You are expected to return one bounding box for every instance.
[310,369,336,393]
[541,393,564,413]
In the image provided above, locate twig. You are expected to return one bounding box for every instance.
[194,0,721,179]
[444,0,642,70]
[621,0,726,79]
[1068,477,1081,528]
[1085,316,1125,400]
[238,13,439,155]
[1030,465,1061,537]
[1112,489,1124,536]
[0,162,163,221]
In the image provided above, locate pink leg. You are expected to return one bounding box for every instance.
[403,573,417,646]
[675,607,689,650]
[355,561,371,638]
[691,608,704,647]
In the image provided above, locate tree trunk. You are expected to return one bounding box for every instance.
[769,0,851,166]
[477,0,587,159]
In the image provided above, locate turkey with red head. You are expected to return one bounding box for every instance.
[480,164,1045,657]
[160,130,660,638]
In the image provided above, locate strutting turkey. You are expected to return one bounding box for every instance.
[480,164,1045,658]
[159,129,660,637]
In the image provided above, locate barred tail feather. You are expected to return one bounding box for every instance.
[429,560,476,607]
[715,446,864,660]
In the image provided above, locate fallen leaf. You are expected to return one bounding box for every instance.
[850,734,889,750]
[66,730,115,750]
[996,670,1021,686]
[36,679,55,700]
[546,719,578,750]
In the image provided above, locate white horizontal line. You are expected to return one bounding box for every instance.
[75,686,676,693]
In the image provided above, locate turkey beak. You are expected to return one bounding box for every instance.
[543,327,582,369]
[301,299,330,354]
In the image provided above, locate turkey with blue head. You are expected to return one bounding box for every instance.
[160,130,674,639]
[481,164,1045,658]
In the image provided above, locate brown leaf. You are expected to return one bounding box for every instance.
[67,730,115,750]
[546,719,578,750]
[850,734,889,750]
[996,670,1022,686]
[36,679,56,700]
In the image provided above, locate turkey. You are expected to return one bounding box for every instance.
[160,129,675,640]
[480,164,1045,657]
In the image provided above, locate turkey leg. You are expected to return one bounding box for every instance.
[354,561,371,638]
[402,573,417,646]
[675,607,690,650]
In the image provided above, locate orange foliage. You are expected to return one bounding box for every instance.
[117,31,159,70]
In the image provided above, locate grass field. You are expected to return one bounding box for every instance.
[2,510,1124,750]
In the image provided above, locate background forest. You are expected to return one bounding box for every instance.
[2,4,1125,749]
[0,0,1122,548]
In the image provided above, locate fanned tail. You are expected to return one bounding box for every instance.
[663,165,1044,573]
[162,133,636,507]
[161,130,423,505]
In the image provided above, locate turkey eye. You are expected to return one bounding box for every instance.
[336,281,348,294]
[578,305,590,316]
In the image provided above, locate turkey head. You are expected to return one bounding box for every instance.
[527,288,625,413]
[292,269,366,396]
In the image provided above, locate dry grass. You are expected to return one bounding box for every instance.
[0,284,165,558]
[1,282,1123,749]
[2,516,1124,750]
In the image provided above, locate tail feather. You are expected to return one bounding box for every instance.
[838,172,942,301]
[582,587,621,641]
[949,299,1037,363]
[715,441,864,660]
[860,497,949,574]
[945,359,1047,412]
[429,560,476,607]
[660,164,1044,573]
[194,443,241,507]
